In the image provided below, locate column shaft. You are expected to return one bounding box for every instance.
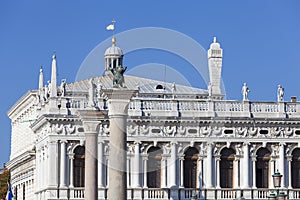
[132,142,141,187]
[197,158,203,188]
[243,143,250,188]
[85,131,98,200]
[180,158,184,187]
[279,143,286,188]
[233,158,239,188]
[252,157,257,188]
[169,143,177,187]
[98,142,104,188]
[288,157,292,189]
[143,158,148,188]
[206,143,213,188]
[60,141,67,187]
[216,158,220,188]
[69,154,74,187]
[108,116,127,200]
[161,157,167,188]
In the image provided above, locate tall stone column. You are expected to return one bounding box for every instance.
[103,89,137,200]
[215,156,221,189]
[161,156,167,188]
[206,143,213,188]
[179,156,184,188]
[69,153,74,188]
[270,158,276,189]
[197,157,203,188]
[169,142,177,187]
[78,110,107,200]
[98,141,104,188]
[252,156,257,188]
[60,140,67,188]
[233,157,240,188]
[279,143,286,188]
[132,142,141,188]
[142,156,148,188]
[287,155,292,189]
[242,142,250,188]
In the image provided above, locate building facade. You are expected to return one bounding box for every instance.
[6,36,300,200]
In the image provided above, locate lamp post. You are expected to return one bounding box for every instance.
[268,171,287,200]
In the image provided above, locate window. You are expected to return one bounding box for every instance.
[220,148,235,188]
[184,147,199,188]
[74,146,85,187]
[292,148,300,188]
[147,147,162,188]
[256,148,270,188]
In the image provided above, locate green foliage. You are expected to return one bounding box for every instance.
[0,169,10,199]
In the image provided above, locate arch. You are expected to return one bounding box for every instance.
[73,145,85,187]
[292,148,300,188]
[147,146,163,188]
[256,147,271,188]
[184,147,199,188]
[220,147,235,188]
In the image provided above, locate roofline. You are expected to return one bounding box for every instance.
[7,90,38,118]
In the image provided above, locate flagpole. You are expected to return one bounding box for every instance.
[112,19,116,40]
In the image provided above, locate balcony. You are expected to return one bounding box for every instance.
[66,187,300,200]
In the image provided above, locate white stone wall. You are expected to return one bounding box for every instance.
[10,100,36,160]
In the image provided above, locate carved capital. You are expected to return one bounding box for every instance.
[102,89,137,116]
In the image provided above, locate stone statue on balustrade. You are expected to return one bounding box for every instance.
[277,85,284,102]
[109,65,127,88]
[241,82,250,101]
[88,78,96,107]
[208,82,212,97]
[60,79,66,97]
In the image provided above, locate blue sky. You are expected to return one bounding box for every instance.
[1,1,300,165]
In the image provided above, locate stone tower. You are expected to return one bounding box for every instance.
[208,37,223,96]
[104,37,124,75]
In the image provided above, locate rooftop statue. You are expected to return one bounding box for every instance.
[241,82,250,101]
[277,85,284,102]
[110,65,127,88]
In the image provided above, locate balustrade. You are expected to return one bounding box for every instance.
[43,95,300,119]
[66,187,300,200]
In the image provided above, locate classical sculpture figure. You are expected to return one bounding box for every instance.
[208,82,212,97]
[109,65,127,88]
[88,78,96,107]
[241,82,250,101]
[60,79,66,97]
[277,85,284,102]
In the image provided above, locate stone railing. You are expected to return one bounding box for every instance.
[42,96,300,119]
[66,187,300,200]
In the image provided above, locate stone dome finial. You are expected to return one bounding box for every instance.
[213,37,217,43]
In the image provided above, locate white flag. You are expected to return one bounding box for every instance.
[106,24,114,31]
